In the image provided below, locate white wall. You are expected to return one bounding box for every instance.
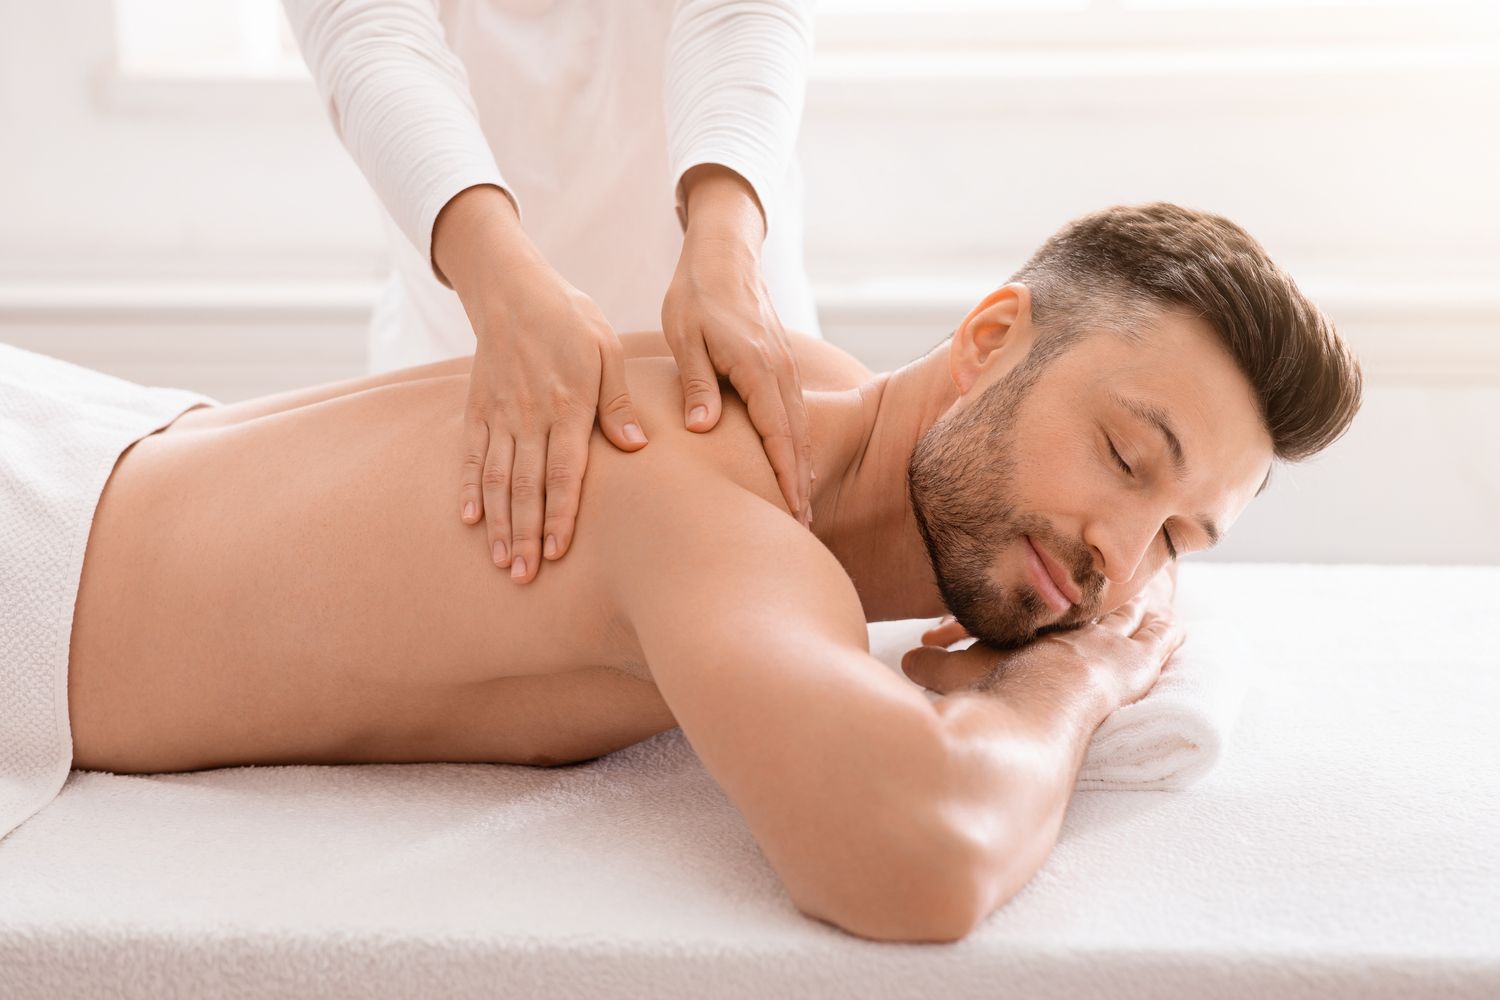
[2,0,1497,563]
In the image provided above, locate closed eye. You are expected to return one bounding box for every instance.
[1108,433,1180,560]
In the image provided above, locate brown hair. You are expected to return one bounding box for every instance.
[1010,202,1363,463]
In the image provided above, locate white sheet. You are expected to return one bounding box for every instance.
[1,562,1496,998]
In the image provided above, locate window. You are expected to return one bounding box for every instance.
[113,0,301,78]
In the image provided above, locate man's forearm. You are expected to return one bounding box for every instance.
[932,657,1113,921]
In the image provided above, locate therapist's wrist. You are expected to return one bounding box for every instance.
[680,165,766,258]
[432,184,545,303]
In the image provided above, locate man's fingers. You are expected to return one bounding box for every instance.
[479,430,516,568]
[596,334,648,452]
[731,362,801,521]
[901,645,993,696]
[460,412,489,526]
[1134,613,1184,654]
[1100,591,1151,636]
[508,434,547,584]
[673,332,724,433]
[541,418,592,562]
[920,617,969,648]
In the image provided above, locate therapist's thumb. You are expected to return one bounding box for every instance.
[596,334,648,452]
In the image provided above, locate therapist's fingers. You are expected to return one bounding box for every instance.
[479,430,516,568]
[768,339,813,526]
[541,415,593,562]
[460,410,490,528]
[507,434,547,583]
[730,353,804,524]
[671,329,725,433]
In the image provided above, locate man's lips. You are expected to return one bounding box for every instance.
[1024,535,1082,612]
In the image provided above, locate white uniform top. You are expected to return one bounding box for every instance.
[282,0,820,374]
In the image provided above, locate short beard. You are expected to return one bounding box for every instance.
[906,349,1100,648]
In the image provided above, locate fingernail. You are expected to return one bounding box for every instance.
[544,534,557,558]
[493,540,508,566]
[623,422,646,445]
[689,405,708,426]
[511,555,527,580]
[463,500,476,522]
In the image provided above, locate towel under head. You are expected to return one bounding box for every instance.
[867,601,1253,790]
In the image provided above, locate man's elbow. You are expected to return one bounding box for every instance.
[789,823,995,944]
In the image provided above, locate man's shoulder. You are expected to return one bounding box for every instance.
[617,356,795,516]
[589,369,868,653]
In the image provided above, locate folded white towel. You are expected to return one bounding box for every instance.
[866,604,1252,790]
[1075,613,1251,789]
[1,343,218,842]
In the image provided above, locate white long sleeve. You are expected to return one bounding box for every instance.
[281,0,512,283]
[666,0,814,237]
[281,0,824,367]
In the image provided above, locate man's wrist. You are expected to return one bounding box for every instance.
[980,647,1115,736]
[680,164,766,256]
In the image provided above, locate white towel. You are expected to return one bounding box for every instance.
[867,604,1252,790]
[1,342,218,842]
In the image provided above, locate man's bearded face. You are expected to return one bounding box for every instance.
[907,351,1107,649]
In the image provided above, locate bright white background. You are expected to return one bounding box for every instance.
[1,0,1496,564]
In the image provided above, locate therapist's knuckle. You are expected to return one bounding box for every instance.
[465,389,494,415]
[542,380,575,414]
[509,471,541,501]
[681,374,718,400]
[598,390,633,418]
[748,338,778,370]
[481,463,510,490]
[545,458,577,491]
[728,357,771,391]
[498,387,535,417]
[761,427,795,453]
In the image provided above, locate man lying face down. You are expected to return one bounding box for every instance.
[66,202,1361,944]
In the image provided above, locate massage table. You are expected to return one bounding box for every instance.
[1,562,1496,998]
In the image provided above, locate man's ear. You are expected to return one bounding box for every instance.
[949,283,1035,396]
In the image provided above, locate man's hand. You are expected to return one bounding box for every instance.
[919,562,1180,660]
[905,572,1183,713]
[433,184,650,584]
[662,165,813,527]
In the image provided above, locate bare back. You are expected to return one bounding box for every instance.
[68,347,864,774]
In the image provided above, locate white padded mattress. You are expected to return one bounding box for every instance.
[0,562,1496,998]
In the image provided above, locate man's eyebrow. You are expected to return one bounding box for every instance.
[1109,391,1222,548]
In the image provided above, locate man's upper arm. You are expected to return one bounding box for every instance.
[600,466,970,932]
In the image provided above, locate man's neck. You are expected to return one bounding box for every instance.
[805,345,958,622]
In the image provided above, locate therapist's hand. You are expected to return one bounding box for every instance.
[662,165,813,527]
[433,184,649,584]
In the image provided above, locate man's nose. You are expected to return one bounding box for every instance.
[1083,510,1158,585]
